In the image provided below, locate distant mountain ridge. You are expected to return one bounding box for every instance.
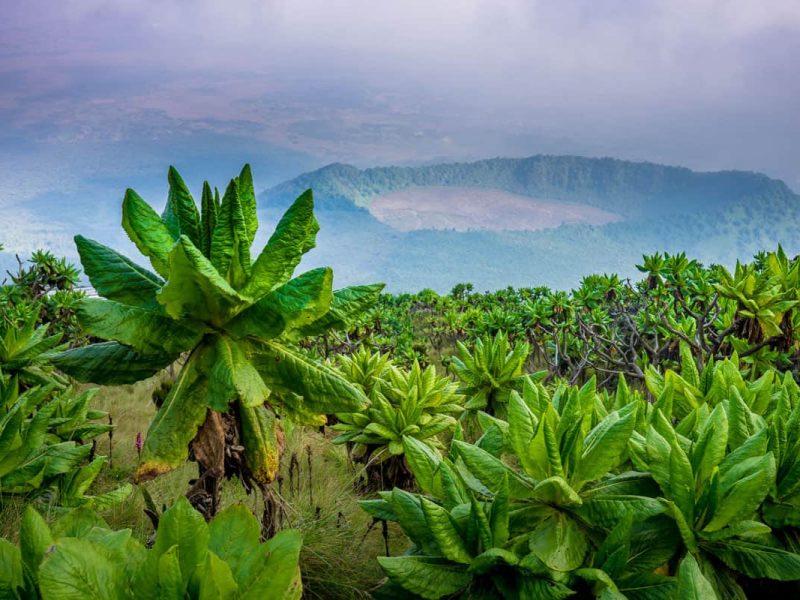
[264,155,796,218]
[258,154,800,292]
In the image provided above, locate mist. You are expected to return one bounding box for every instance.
[1,0,799,261]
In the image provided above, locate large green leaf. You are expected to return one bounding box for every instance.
[236,164,258,246]
[507,390,539,478]
[390,488,440,555]
[200,181,217,258]
[294,282,385,338]
[196,551,237,600]
[229,268,333,340]
[75,235,163,307]
[420,497,472,564]
[237,529,303,600]
[39,538,125,600]
[208,504,261,582]
[210,179,251,289]
[402,436,441,496]
[207,336,269,411]
[691,404,728,486]
[242,189,318,300]
[77,298,203,356]
[51,341,175,385]
[157,544,185,598]
[136,351,209,481]
[162,166,202,247]
[453,440,534,499]
[250,340,366,414]
[152,497,210,588]
[709,538,800,580]
[377,556,471,600]
[572,403,637,489]
[530,512,588,572]
[20,506,52,585]
[618,573,677,600]
[677,554,716,599]
[239,404,282,484]
[0,538,23,598]
[158,236,249,325]
[122,188,177,277]
[703,454,775,532]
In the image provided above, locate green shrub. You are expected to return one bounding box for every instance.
[0,497,302,599]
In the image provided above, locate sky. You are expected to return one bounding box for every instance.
[0,0,799,259]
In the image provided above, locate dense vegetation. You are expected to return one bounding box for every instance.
[3,164,800,598]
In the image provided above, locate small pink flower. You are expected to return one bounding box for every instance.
[135,432,143,453]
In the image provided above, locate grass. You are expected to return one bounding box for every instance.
[58,372,406,598]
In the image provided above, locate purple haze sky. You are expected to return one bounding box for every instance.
[0,0,799,221]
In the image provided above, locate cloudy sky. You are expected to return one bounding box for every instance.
[1,0,798,228]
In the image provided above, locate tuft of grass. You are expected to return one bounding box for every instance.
[82,374,404,597]
[271,424,406,599]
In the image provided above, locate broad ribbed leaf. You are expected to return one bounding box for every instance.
[157,544,185,598]
[153,497,209,586]
[51,341,174,385]
[210,179,251,288]
[530,512,588,572]
[207,336,269,411]
[595,515,632,577]
[208,504,261,582]
[468,548,519,575]
[20,506,52,584]
[709,538,800,580]
[403,436,441,495]
[75,235,163,307]
[230,268,333,341]
[242,189,318,300]
[136,352,208,481]
[691,404,728,486]
[452,440,534,498]
[197,552,237,600]
[618,573,677,600]
[122,188,176,277]
[533,477,582,507]
[677,554,716,599]
[162,166,202,246]
[667,435,695,525]
[39,539,124,600]
[377,556,471,600]
[294,282,384,338]
[251,340,366,414]
[508,390,539,478]
[573,403,637,489]
[0,538,23,597]
[239,405,282,484]
[527,404,561,480]
[703,454,775,532]
[237,529,303,600]
[237,164,258,245]
[421,497,472,564]
[490,475,510,547]
[77,298,203,355]
[158,236,249,325]
[200,181,217,258]
[391,488,440,555]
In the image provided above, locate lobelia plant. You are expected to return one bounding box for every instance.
[451,331,530,421]
[333,359,463,489]
[52,165,381,518]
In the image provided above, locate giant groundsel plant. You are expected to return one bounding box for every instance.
[52,165,382,513]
